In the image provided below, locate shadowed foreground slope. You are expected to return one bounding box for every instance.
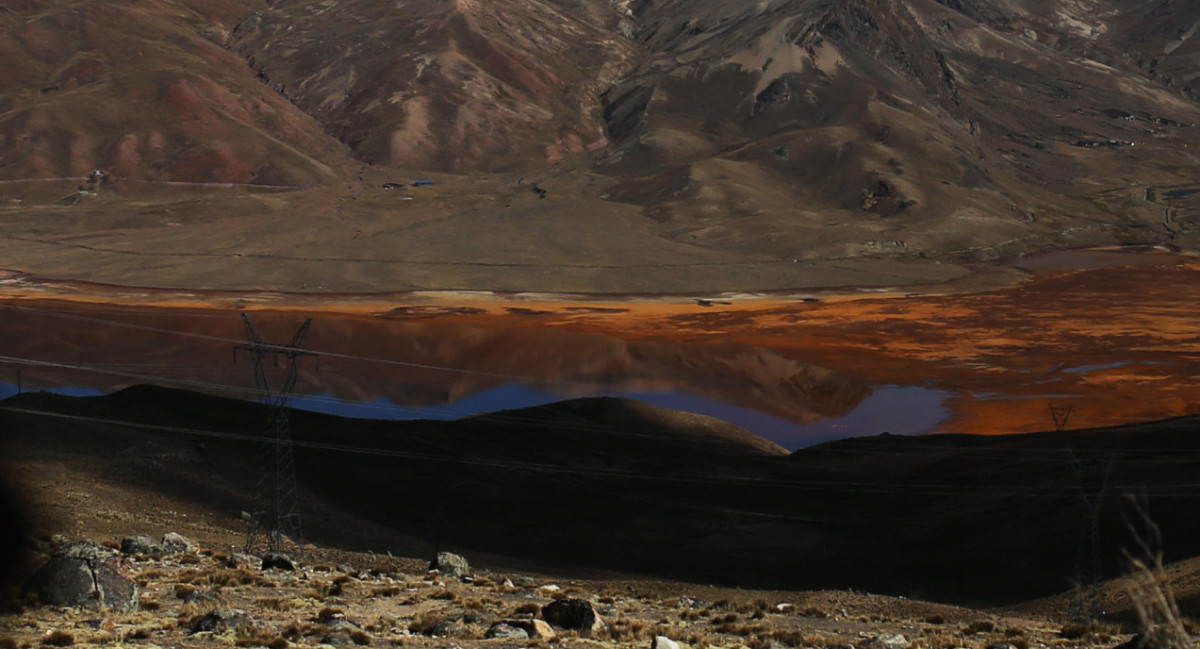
[4,385,1200,607]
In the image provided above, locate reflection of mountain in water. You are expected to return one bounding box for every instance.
[0,303,871,430]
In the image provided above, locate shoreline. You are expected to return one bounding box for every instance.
[0,246,1191,315]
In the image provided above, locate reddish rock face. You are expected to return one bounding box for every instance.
[0,1,350,185]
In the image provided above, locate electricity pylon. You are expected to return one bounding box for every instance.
[235,313,316,555]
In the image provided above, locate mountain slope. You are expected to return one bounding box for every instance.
[230,0,641,171]
[0,0,351,185]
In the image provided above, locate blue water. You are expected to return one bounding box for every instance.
[291,383,950,450]
[0,382,949,451]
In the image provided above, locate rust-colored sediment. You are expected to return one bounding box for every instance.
[0,258,1197,436]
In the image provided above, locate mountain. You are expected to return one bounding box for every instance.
[1,0,1198,293]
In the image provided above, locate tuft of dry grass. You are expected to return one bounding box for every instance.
[42,630,73,647]
[407,612,447,635]
[963,621,997,635]
[350,630,371,645]
[0,638,15,649]
[234,625,288,649]
[123,628,152,641]
[510,602,540,617]
[317,607,345,623]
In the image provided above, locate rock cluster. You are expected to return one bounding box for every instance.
[25,541,139,611]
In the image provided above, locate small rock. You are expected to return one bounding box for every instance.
[120,536,165,558]
[652,636,680,649]
[486,623,530,640]
[865,634,909,649]
[261,552,295,571]
[502,578,515,589]
[543,599,605,631]
[986,644,1018,649]
[336,564,353,573]
[776,603,795,613]
[463,611,498,626]
[326,615,360,631]
[430,552,470,578]
[26,541,139,611]
[183,588,224,605]
[160,532,196,554]
[429,621,465,638]
[191,608,252,634]
[507,619,555,640]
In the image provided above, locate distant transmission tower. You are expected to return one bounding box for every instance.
[235,313,317,555]
[1066,448,1116,622]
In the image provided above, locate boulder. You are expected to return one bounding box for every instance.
[485,623,530,640]
[865,634,909,649]
[430,552,470,578]
[506,619,555,640]
[652,636,681,649]
[542,598,605,631]
[261,552,295,571]
[120,536,165,558]
[191,608,252,634]
[160,532,196,555]
[25,541,139,611]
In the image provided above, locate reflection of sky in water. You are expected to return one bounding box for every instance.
[0,384,102,399]
[289,383,950,450]
[0,382,948,451]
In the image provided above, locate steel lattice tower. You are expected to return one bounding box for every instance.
[1066,449,1116,623]
[236,313,316,555]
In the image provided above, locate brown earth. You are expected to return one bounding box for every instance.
[3,1,1200,296]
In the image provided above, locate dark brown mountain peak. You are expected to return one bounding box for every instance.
[230,0,641,172]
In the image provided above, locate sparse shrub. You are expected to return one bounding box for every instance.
[925,614,947,625]
[234,626,287,648]
[139,569,168,580]
[174,584,197,599]
[318,607,345,623]
[371,586,402,598]
[178,553,202,565]
[140,600,160,611]
[407,612,447,635]
[257,597,285,610]
[712,613,739,626]
[0,638,15,649]
[42,630,73,647]
[350,630,371,645]
[511,602,540,617]
[963,621,996,634]
[124,628,151,641]
[312,564,332,572]
[430,589,457,601]
[100,540,120,550]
